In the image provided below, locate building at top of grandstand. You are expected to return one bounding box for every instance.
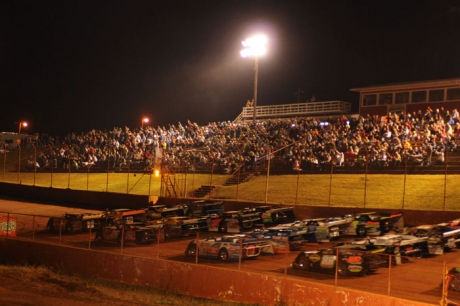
[235,78,460,122]
[351,78,460,117]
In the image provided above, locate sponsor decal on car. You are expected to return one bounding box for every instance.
[308,254,321,262]
[346,256,363,264]
[348,265,363,273]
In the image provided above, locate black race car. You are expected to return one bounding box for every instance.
[291,245,384,276]
[46,212,106,233]
[344,212,404,237]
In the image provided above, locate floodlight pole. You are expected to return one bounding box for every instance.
[253,57,259,124]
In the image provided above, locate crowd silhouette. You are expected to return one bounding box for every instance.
[21,106,460,174]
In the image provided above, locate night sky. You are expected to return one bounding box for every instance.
[2,1,460,136]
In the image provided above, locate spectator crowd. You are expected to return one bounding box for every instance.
[21,106,460,174]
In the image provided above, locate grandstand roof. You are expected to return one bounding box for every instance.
[350,78,460,93]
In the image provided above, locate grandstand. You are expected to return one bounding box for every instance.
[6,78,460,199]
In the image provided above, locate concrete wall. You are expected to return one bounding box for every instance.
[0,182,456,225]
[0,182,150,210]
[0,239,434,306]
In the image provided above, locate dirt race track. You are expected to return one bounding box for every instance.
[1,197,460,306]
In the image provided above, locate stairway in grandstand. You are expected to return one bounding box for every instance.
[192,185,218,198]
[223,171,260,186]
[191,168,261,198]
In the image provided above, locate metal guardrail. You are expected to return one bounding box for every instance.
[234,101,352,122]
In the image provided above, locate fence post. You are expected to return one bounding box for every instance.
[265,151,271,203]
[59,217,62,245]
[5,212,9,240]
[328,161,333,206]
[120,224,124,255]
[32,215,35,242]
[443,147,447,211]
[157,227,161,260]
[195,231,199,265]
[334,248,338,287]
[88,226,92,250]
[388,255,392,296]
[238,237,243,270]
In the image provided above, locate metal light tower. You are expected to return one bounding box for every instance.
[18,121,28,134]
[240,34,267,124]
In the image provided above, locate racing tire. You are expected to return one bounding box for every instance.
[356,226,367,237]
[94,230,102,241]
[337,263,349,277]
[218,222,228,234]
[451,278,460,292]
[296,256,310,271]
[218,248,229,262]
[187,243,197,257]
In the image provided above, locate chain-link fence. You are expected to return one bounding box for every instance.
[1,211,459,305]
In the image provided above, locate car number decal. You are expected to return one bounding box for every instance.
[320,255,335,268]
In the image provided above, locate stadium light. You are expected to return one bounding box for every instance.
[142,117,149,128]
[18,121,28,134]
[240,34,267,124]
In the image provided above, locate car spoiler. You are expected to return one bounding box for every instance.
[82,213,106,221]
[443,228,460,238]
[112,209,146,218]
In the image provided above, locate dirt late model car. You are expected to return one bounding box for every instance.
[343,212,405,237]
[442,267,460,292]
[242,226,316,253]
[46,212,106,233]
[279,215,355,241]
[149,216,208,240]
[207,209,262,233]
[144,204,187,221]
[184,235,270,262]
[182,200,225,218]
[291,246,383,276]
[408,224,460,255]
[349,234,429,261]
[251,205,296,226]
[95,222,157,245]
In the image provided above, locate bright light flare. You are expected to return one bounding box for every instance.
[22,122,28,128]
[240,34,267,58]
[143,118,149,124]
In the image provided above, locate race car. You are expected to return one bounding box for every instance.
[207,209,262,233]
[150,216,208,239]
[182,200,225,218]
[280,215,354,241]
[442,267,460,292]
[95,222,157,245]
[408,224,460,255]
[349,234,429,262]
[46,212,106,233]
[144,204,187,221]
[291,245,383,276]
[343,212,404,237]
[184,235,270,261]
[105,208,148,225]
[242,226,316,253]
[251,205,296,226]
